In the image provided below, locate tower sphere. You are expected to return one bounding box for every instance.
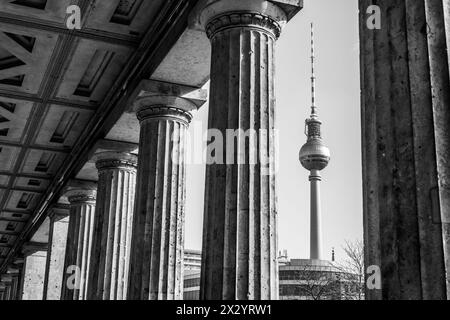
[299,138,330,171]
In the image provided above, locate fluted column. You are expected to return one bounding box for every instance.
[87,152,137,300]
[43,207,69,300]
[196,0,291,300]
[10,274,19,300]
[0,276,12,300]
[12,258,24,300]
[360,0,450,299]
[21,244,48,300]
[6,266,22,301]
[127,97,195,300]
[61,189,96,300]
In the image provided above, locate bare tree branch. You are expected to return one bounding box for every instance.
[333,239,365,300]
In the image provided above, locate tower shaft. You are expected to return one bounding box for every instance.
[309,170,323,260]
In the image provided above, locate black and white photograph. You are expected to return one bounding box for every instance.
[0,0,449,314]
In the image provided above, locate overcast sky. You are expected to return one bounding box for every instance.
[184,0,362,262]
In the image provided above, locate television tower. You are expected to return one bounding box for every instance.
[299,23,331,260]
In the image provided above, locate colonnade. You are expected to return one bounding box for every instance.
[0,0,291,300]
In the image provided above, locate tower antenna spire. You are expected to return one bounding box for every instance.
[310,22,317,117]
[300,22,330,261]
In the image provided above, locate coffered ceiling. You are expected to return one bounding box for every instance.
[0,0,201,271]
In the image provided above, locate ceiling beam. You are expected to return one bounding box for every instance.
[0,186,44,194]
[0,172,50,181]
[0,12,139,48]
[0,217,27,223]
[0,89,98,111]
[0,209,32,216]
[0,231,19,236]
[0,141,70,153]
[22,242,48,255]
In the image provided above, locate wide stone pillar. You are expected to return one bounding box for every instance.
[11,258,24,300]
[194,0,295,300]
[0,276,12,300]
[61,188,96,300]
[127,94,197,300]
[21,244,48,300]
[360,0,450,299]
[87,152,137,300]
[43,206,69,300]
[4,266,22,300]
[10,275,20,300]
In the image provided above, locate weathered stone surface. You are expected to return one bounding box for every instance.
[11,260,24,301]
[0,284,10,301]
[43,208,69,300]
[359,0,450,299]
[127,98,193,300]
[198,0,292,300]
[87,152,137,300]
[6,271,20,301]
[0,262,24,300]
[61,189,96,300]
[21,251,47,300]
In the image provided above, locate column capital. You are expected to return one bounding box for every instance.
[131,80,207,124]
[21,242,48,256]
[136,105,193,125]
[1,274,13,283]
[191,0,302,39]
[205,11,282,39]
[65,189,97,205]
[91,139,138,155]
[12,256,24,266]
[92,151,138,171]
[6,266,20,275]
[48,205,70,222]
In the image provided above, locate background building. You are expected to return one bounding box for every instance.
[183,250,361,300]
[279,257,359,300]
[183,250,201,300]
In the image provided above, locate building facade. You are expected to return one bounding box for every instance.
[183,251,361,300]
[279,259,359,300]
[183,250,201,300]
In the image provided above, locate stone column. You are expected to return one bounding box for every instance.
[21,244,48,300]
[359,0,450,299]
[43,206,70,300]
[194,0,297,300]
[12,258,24,300]
[126,94,197,300]
[61,189,96,300]
[4,266,22,300]
[87,152,137,300]
[0,276,12,300]
[5,286,11,300]
[10,275,19,300]
[9,278,16,301]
